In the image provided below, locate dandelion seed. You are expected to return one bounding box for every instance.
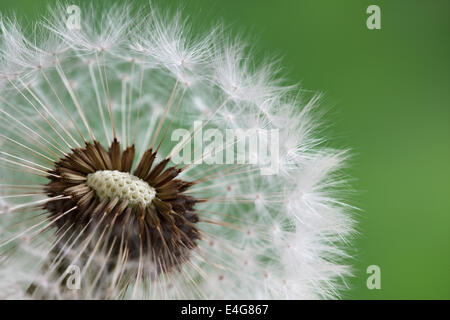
[0,2,355,299]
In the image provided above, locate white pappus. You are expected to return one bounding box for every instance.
[0,1,356,300]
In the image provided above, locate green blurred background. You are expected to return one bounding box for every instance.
[0,0,449,299]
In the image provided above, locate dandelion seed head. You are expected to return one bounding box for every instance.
[0,1,355,300]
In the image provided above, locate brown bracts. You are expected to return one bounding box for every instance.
[43,138,201,277]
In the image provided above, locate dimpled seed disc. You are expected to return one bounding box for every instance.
[86,170,156,207]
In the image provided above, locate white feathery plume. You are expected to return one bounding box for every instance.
[0,1,355,299]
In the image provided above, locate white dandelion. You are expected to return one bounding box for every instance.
[0,1,355,299]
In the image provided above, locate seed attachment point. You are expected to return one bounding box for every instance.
[86,170,156,207]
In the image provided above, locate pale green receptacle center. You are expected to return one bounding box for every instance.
[86,170,156,207]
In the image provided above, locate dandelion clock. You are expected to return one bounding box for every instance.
[0,1,355,299]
